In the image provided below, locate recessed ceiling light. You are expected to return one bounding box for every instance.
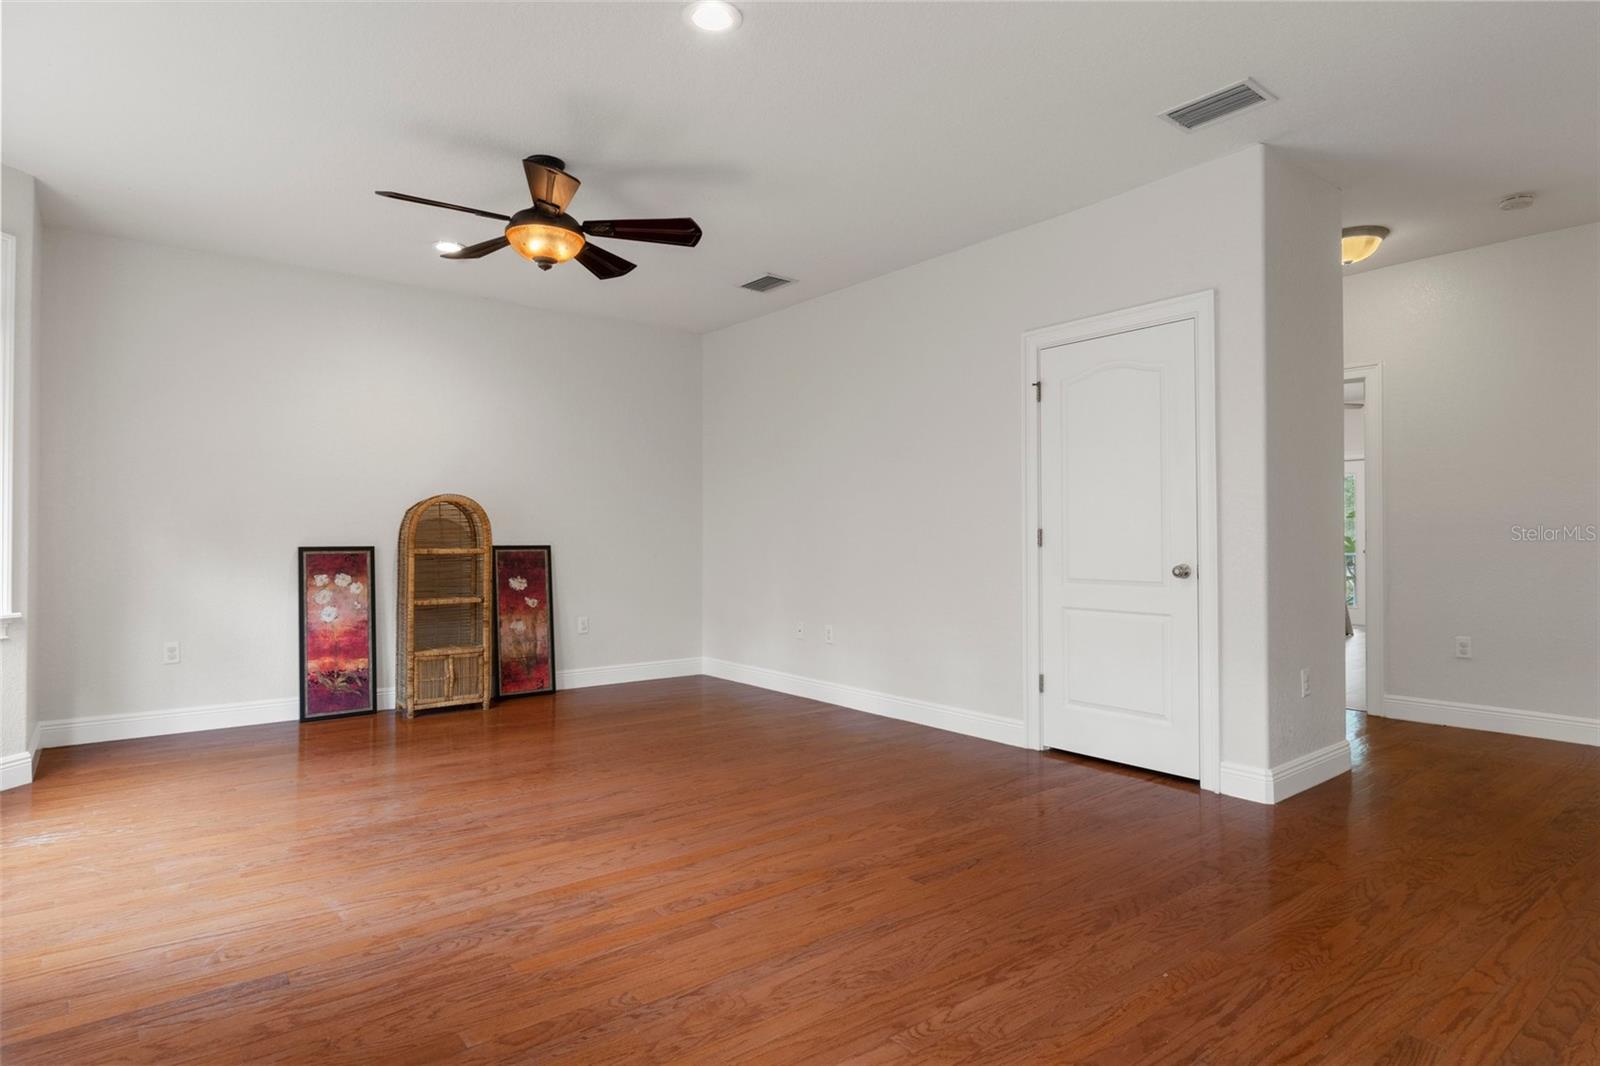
[434,241,463,254]
[685,0,741,33]
[1499,192,1536,211]
[1341,226,1390,266]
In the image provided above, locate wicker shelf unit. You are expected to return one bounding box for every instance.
[395,494,493,717]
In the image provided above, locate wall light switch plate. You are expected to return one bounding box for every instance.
[1299,668,1310,698]
[577,616,590,635]
[823,624,835,644]
[793,622,805,639]
[163,641,181,665]
[1454,636,1472,659]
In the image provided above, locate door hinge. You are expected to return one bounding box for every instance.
[1037,528,1044,547]
[1032,380,1042,402]
[1039,673,1045,693]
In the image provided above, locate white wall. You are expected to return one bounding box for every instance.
[702,145,1344,782]
[36,231,703,732]
[1,166,42,775]
[1345,224,1600,733]
[1263,151,1347,765]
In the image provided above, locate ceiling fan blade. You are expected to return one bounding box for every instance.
[575,241,636,280]
[441,236,510,259]
[375,191,511,222]
[581,218,702,247]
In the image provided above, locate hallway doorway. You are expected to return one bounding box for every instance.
[1342,367,1384,721]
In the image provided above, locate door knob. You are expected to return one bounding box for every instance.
[1172,563,1192,579]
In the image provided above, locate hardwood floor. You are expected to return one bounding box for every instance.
[3,677,1597,1064]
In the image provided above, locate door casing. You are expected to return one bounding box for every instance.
[1022,291,1221,793]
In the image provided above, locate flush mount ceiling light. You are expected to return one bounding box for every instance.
[685,0,741,33]
[1341,225,1390,266]
[1499,192,1536,211]
[433,241,463,254]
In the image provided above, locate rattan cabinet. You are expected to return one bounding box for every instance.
[395,494,493,716]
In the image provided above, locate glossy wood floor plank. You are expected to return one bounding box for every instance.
[3,681,1597,1064]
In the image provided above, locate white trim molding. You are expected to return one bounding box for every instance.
[0,749,32,791]
[2,722,44,790]
[30,659,707,752]
[556,657,703,690]
[1021,290,1221,791]
[37,694,310,749]
[1220,739,1352,805]
[1383,694,1600,747]
[703,658,1027,748]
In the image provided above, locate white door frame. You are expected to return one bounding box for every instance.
[1344,364,1385,719]
[1022,291,1221,792]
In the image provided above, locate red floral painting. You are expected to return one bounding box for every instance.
[299,548,376,720]
[493,547,555,698]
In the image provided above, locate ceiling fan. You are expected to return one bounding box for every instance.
[376,155,702,279]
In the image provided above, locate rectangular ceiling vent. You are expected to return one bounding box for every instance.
[1161,78,1274,130]
[740,274,794,293]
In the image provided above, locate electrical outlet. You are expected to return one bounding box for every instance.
[794,622,805,640]
[577,615,590,635]
[1454,636,1472,659]
[823,624,835,645]
[163,641,181,665]
[1299,668,1310,698]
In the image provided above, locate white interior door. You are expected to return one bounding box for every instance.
[1345,459,1366,626]
[1039,319,1200,779]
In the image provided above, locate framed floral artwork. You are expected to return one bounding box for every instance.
[298,547,377,721]
[492,546,555,699]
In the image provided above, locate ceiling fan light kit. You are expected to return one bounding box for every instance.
[506,210,586,269]
[376,154,702,280]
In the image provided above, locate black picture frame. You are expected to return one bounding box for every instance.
[298,546,378,722]
[491,545,557,700]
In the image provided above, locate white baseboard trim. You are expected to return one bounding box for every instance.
[30,660,708,753]
[1,723,46,791]
[556,657,704,690]
[1383,694,1600,746]
[1219,739,1352,805]
[702,657,1027,748]
[36,687,402,750]
[0,749,33,791]
[36,695,306,750]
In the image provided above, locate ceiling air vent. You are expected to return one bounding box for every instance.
[1161,78,1275,131]
[740,274,794,293]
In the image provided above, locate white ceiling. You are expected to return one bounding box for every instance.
[4,2,1596,333]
